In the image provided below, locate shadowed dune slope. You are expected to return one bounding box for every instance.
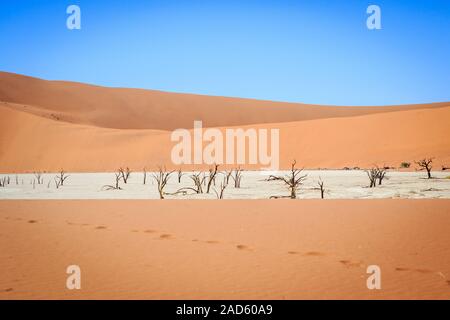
[1,71,448,130]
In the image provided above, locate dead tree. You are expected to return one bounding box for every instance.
[114,172,122,189]
[232,167,243,188]
[376,167,387,185]
[318,177,325,199]
[366,166,388,187]
[206,164,219,193]
[152,167,174,199]
[188,172,206,194]
[57,170,69,186]
[366,168,378,188]
[54,177,61,189]
[15,174,19,185]
[177,169,184,183]
[143,167,147,185]
[192,172,205,193]
[213,176,228,199]
[34,172,43,184]
[0,177,6,187]
[171,172,205,195]
[415,158,433,179]
[268,160,307,199]
[119,167,131,183]
[102,172,123,190]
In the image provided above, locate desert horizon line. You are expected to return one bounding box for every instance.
[1,71,449,108]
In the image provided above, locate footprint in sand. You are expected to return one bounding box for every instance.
[28,220,38,224]
[339,260,363,268]
[304,251,325,257]
[206,240,219,244]
[395,267,433,274]
[144,230,156,234]
[236,244,252,251]
[67,222,88,226]
[4,288,13,292]
[95,226,107,230]
[159,234,173,240]
[395,267,410,271]
[398,268,450,288]
[67,221,83,226]
[287,251,300,255]
[415,268,433,274]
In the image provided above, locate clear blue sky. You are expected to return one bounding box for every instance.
[0,0,449,105]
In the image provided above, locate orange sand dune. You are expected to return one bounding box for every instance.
[1,200,449,299]
[0,101,449,172]
[1,71,448,130]
[0,72,449,172]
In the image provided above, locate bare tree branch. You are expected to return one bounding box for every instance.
[152,166,174,199]
[177,169,184,183]
[119,167,132,183]
[213,176,228,199]
[56,169,69,186]
[102,171,123,190]
[231,167,243,188]
[33,172,43,184]
[318,177,325,199]
[206,164,219,193]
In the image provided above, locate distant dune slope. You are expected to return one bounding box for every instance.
[1,101,449,172]
[1,71,448,130]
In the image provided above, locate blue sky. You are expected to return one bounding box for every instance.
[0,0,449,105]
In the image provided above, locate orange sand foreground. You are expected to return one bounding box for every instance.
[1,200,449,299]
